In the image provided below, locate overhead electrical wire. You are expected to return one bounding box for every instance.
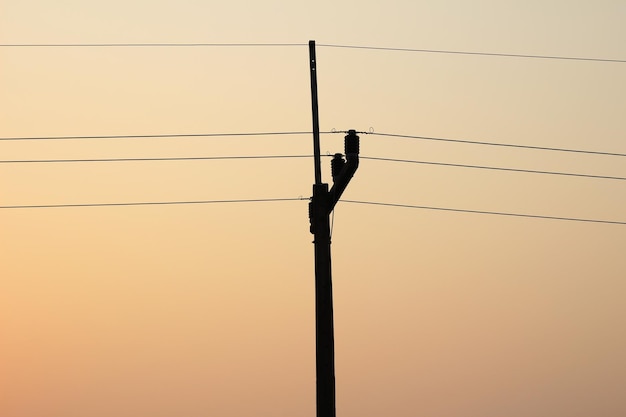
[0,43,306,48]
[2,131,625,159]
[370,132,626,158]
[341,200,626,226]
[0,131,324,141]
[316,43,626,63]
[2,197,623,226]
[0,155,314,164]
[360,156,626,181]
[0,197,307,209]
[2,154,624,183]
[1,42,623,63]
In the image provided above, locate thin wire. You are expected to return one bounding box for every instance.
[3,154,622,183]
[0,197,308,210]
[341,200,626,226]
[317,43,626,64]
[370,132,626,158]
[361,156,626,181]
[4,131,625,159]
[0,43,306,48]
[0,131,328,141]
[3,42,624,63]
[0,155,314,164]
[4,197,622,226]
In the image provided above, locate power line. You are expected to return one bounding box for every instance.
[341,200,626,226]
[5,131,623,159]
[370,132,626,158]
[0,131,324,141]
[3,131,625,160]
[317,43,626,64]
[0,197,307,210]
[3,154,623,183]
[361,156,626,181]
[0,43,305,48]
[2,42,624,63]
[3,196,623,226]
[0,155,314,164]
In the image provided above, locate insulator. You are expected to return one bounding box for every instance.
[345,130,360,155]
[331,153,345,180]
[308,201,315,233]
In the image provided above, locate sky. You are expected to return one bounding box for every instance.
[1,1,626,416]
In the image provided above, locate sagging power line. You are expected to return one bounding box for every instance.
[0,155,315,164]
[316,43,626,64]
[2,41,624,63]
[360,156,626,181]
[370,132,626,158]
[2,196,624,226]
[2,129,624,160]
[3,130,623,158]
[0,131,324,141]
[341,200,626,226]
[0,43,306,48]
[2,154,624,183]
[0,198,307,209]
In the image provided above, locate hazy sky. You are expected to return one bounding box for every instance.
[2,1,626,416]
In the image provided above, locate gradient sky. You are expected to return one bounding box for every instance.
[2,1,626,416]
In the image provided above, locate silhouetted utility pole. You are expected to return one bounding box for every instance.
[308,40,360,417]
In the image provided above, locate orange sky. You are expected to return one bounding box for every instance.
[2,1,626,416]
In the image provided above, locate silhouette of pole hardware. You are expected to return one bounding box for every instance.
[308,40,360,417]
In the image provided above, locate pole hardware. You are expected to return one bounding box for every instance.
[328,130,360,210]
[309,130,360,234]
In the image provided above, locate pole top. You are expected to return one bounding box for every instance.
[309,41,322,185]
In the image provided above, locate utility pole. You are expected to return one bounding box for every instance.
[308,40,360,417]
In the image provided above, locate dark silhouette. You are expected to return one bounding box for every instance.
[309,40,361,417]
